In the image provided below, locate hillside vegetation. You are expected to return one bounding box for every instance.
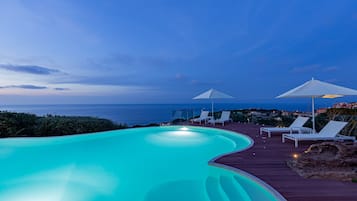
[0,111,126,138]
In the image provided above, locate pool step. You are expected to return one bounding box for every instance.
[205,175,252,201]
[233,175,274,201]
[220,175,252,201]
[205,176,230,201]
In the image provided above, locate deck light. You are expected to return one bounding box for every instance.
[292,153,299,159]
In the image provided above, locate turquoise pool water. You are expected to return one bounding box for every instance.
[0,126,285,201]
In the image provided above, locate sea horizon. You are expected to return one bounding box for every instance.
[0,102,334,126]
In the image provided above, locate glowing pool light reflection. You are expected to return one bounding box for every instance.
[0,126,285,201]
[180,126,189,131]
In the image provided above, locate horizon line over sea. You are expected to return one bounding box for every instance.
[0,102,338,126]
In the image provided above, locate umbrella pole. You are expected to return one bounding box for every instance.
[312,97,316,133]
[211,101,214,120]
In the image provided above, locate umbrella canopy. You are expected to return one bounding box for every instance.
[277,78,357,132]
[193,88,234,99]
[193,88,234,118]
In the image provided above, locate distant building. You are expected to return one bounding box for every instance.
[281,111,290,116]
[316,108,328,114]
[293,111,311,117]
[332,102,357,109]
[280,110,311,117]
[250,111,264,117]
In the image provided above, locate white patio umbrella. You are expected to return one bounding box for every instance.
[193,88,234,118]
[277,78,357,133]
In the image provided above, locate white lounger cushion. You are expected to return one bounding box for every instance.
[282,120,355,147]
[260,116,310,137]
[191,111,210,124]
[208,111,231,126]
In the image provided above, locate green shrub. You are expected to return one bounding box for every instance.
[0,112,127,138]
[0,112,37,137]
[231,111,248,123]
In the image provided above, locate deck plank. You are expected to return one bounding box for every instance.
[200,122,357,201]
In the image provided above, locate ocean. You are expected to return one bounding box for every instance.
[0,103,324,126]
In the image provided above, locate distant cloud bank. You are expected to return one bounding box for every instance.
[54,87,70,91]
[0,85,47,89]
[0,85,71,91]
[0,64,61,75]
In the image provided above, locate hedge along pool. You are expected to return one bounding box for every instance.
[0,126,286,201]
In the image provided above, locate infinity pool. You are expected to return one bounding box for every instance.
[0,126,285,201]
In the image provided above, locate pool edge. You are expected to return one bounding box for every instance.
[203,127,287,201]
[208,162,287,201]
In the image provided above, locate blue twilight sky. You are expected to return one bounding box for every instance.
[0,0,356,104]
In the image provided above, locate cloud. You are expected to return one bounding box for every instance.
[54,87,70,91]
[233,38,269,57]
[0,64,61,75]
[190,79,222,86]
[86,53,184,72]
[0,85,71,91]
[51,75,137,86]
[291,64,339,73]
[323,66,338,72]
[102,54,136,66]
[0,85,47,89]
[291,64,321,73]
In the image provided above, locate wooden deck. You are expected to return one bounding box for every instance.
[202,122,357,201]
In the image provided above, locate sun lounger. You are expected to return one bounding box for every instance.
[190,110,210,124]
[282,120,355,147]
[208,111,231,126]
[260,116,310,137]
